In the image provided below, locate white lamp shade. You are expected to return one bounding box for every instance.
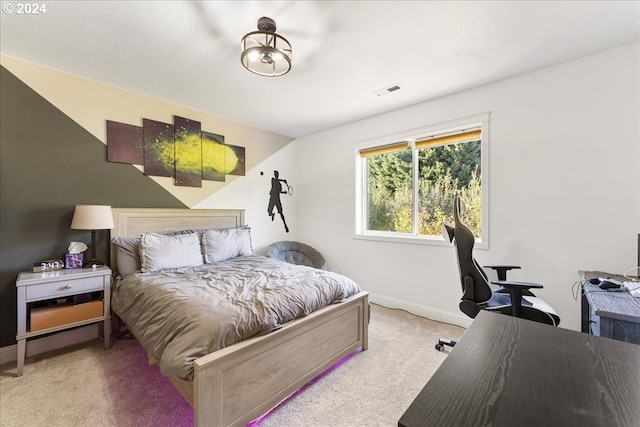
[70,205,114,230]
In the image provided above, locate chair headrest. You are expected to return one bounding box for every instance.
[442,222,455,242]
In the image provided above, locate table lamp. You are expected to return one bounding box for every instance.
[70,204,114,267]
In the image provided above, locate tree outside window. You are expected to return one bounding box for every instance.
[356,114,489,244]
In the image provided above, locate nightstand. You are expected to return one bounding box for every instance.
[16,266,112,376]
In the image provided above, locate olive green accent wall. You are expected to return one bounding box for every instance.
[0,66,186,347]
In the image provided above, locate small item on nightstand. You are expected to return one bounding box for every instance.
[65,253,83,269]
[65,241,88,269]
[32,260,64,272]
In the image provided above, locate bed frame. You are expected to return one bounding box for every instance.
[110,208,369,427]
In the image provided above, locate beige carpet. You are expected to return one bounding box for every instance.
[0,304,464,427]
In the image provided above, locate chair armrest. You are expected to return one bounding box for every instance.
[493,284,536,297]
[484,265,521,281]
[491,280,543,318]
[491,280,543,290]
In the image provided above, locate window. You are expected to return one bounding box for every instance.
[354,113,490,247]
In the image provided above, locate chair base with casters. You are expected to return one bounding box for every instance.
[435,338,457,351]
[436,196,560,351]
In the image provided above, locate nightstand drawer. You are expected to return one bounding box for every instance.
[26,276,104,300]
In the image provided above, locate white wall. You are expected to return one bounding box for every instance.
[294,43,640,331]
[195,142,300,254]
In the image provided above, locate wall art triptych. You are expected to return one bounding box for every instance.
[106,116,245,187]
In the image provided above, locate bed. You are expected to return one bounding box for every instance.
[109,208,369,427]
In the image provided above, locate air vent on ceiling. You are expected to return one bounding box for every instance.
[374,84,401,97]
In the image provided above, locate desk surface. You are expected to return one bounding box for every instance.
[398,311,640,427]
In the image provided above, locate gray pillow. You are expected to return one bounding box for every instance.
[140,232,203,272]
[111,237,141,278]
[202,226,253,263]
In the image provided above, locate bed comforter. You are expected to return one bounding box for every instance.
[111,255,362,380]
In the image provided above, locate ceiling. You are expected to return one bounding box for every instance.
[1,1,638,138]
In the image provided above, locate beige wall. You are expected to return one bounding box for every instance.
[1,55,294,209]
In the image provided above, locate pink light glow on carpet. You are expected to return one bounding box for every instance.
[247,350,361,426]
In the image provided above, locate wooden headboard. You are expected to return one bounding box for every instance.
[110,208,245,275]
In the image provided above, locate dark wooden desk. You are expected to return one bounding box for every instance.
[398,311,640,427]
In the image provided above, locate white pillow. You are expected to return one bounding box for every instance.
[140,232,203,272]
[202,227,253,263]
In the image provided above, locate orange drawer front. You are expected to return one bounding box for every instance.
[30,300,103,332]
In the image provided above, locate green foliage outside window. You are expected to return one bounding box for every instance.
[366,140,482,237]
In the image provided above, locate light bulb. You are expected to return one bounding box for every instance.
[248,50,261,62]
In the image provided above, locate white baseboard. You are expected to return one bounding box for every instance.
[369,293,473,329]
[0,324,99,366]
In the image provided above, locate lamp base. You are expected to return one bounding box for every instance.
[83,259,105,268]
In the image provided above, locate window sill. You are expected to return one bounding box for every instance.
[353,232,488,249]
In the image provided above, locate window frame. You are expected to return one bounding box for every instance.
[353,112,490,248]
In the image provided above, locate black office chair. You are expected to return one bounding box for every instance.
[436,196,560,351]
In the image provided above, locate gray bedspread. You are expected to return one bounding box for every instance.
[111,255,362,380]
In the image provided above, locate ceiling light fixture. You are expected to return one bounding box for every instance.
[241,17,292,77]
